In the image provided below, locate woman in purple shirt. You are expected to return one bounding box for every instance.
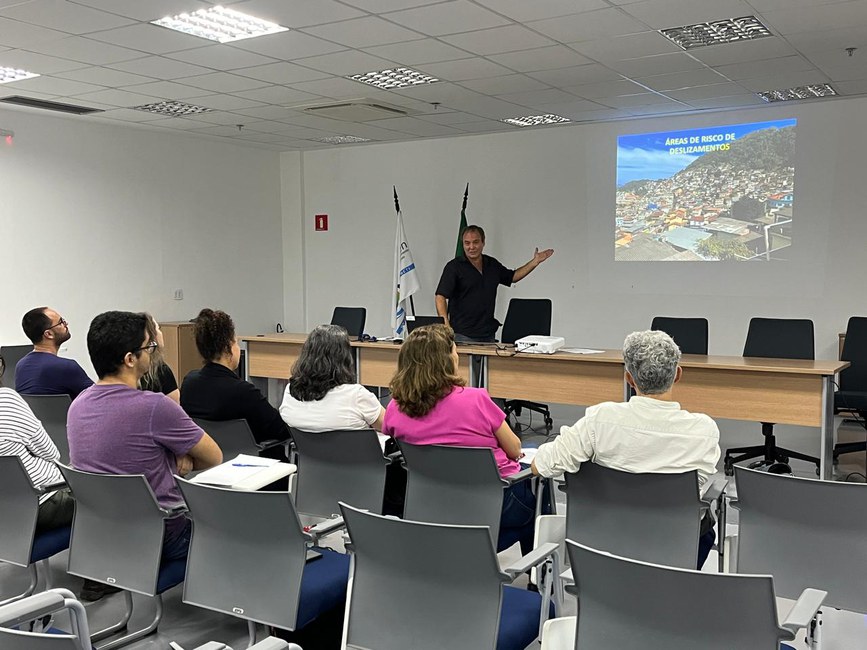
[383,324,537,553]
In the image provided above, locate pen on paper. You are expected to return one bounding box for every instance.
[232,463,268,467]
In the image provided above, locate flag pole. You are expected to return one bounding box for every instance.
[393,186,416,317]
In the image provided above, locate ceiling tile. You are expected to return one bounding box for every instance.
[97,107,174,122]
[471,0,608,22]
[528,63,622,86]
[606,52,705,77]
[441,25,555,56]
[182,93,268,110]
[69,0,212,22]
[364,116,462,136]
[746,0,850,10]
[23,36,145,65]
[569,107,631,122]
[175,71,273,93]
[809,49,867,82]
[191,110,262,125]
[713,55,816,81]
[488,46,593,72]
[529,8,646,43]
[443,95,529,118]
[231,85,325,104]
[570,31,681,61]
[288,76,370,98]
[531,98,609,117]
[685,94,767,109]
[760,1,867,35]
[0,17,67,48]
[687,37,799,67]
[835,78,867,95]
[459,73,550,95]
[232,0,365,27]
[230,30,346,59]
[497,87,577,107]
[301,16,424,48]
[73,88,163,107]
[567,78,649,98]
[122,80,213,99]
[165,45,279,71]
[0,0,135,34]
[87,24,207,54]
[738,70,832,92]
[0,49,89,74]
[664,81,747,101]
[619,0,756,30]
[781,26,867,54]
[385,1,511,37]
[108,56,213,79]
[1,75,105,96]
[453,120,514,133]
[294,50,398,76]
[233,61,331,84]
[233,104,310,120]
[55,66,155,86]
[417,110,483,124]
[363,38,471,65]
[624,101,690,115]
[341,0,446,10]
[417,57,513,81]
[597,92,669,107]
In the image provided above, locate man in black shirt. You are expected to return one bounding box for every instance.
[435,225,554,342]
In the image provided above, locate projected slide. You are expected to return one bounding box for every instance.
[615,118,795,261]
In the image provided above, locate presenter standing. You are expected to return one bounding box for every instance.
[435,225,554,343]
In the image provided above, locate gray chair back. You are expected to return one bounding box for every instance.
[340,502,508,650]
[289,428,388,517]
[400,442,505,545]
[734,466,867,613]
[175,478,308,629]
[0,344,32,390]
[21,394,71,464]
[0,456,40,567]
[563,464,701,568]
[566,540,788,650]
[191,418,259,460]
[0,589,92,650]
[57,465,168,596]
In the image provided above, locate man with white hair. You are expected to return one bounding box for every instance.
[531,330,720,565]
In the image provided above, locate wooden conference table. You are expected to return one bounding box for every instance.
[241,333,848,480]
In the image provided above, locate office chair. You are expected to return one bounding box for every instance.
[833,316,867,461]
[406,315,444,333]
[21,395,72,464]
[339,502,557,650]
[555,540,825,650]
[650,316,709,355]
[723,318,819,475]
[733,467,867,618]
[0,457,71,607]
[501,298,554,431]
[1,343,32,390]
[330,307,366,341]
[191,418,264,460]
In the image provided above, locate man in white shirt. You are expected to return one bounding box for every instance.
[532,329,721,566]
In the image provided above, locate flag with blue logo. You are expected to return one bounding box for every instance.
[392,187,420,338]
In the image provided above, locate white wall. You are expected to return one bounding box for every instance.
[0,108,285,377]
[294,96,867,359]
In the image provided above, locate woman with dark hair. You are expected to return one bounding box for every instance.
[181,309,289,448]
[279,324,384,431]
[383,324,537,553]
[138,313,180,403]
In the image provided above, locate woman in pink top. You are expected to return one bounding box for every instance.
[383,324,537,553]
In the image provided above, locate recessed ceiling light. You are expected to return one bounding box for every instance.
[757,84,838,102]
[315,135,372,144]
[0,66,39,84]
[349,67,438,90]
[660,16,772,50]
[151,6,288,43]
[501,114,571,127]
[133,100,213,116]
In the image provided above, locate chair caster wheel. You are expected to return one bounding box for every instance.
[544,417,553,431]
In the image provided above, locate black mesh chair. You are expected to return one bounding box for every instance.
[331,307,366,341]
[650,317,709,355]
[406,315,444,334]
[0,344,31,390]
[501,298,553,432]
[724,318,819,475]
[833,316,867,461]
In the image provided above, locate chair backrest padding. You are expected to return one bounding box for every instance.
[501,299,552,345]
[743,318,814,360]
[0,456,40,566]
[21,394,72,464]
[650,317,709,355]
[191,418,259,460]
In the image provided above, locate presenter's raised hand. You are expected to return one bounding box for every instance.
[533,247,554,266]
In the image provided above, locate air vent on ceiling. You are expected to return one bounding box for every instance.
[302,101,408,122]
[0,95,105,115]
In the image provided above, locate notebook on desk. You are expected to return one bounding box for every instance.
[189,454,296,491]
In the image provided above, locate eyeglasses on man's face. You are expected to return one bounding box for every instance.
[47,317,68,330]
[133,341,159,354]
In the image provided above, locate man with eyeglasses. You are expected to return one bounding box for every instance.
[15,307,93,398]
[67,311,222,600]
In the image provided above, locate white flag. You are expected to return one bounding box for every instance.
[392,210,420,338]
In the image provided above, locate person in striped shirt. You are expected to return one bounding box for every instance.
[0,353,74,532]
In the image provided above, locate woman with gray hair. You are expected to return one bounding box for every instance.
[622,329,683,395]
[279,324,385,432]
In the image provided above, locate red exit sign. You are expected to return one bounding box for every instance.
[315,214,328,231]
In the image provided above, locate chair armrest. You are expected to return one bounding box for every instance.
[179,643,228,650]
[38,480,67,494]
[161,503,188,518]
[502,542,559,580]
[256,439,285,451]
[504,467,534,485]
[251,638,298,650]
[305,516,346,542]
[385,450,403,463]
[700,477,728,505]
[780,588,827,637]
[0,591,65,626]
